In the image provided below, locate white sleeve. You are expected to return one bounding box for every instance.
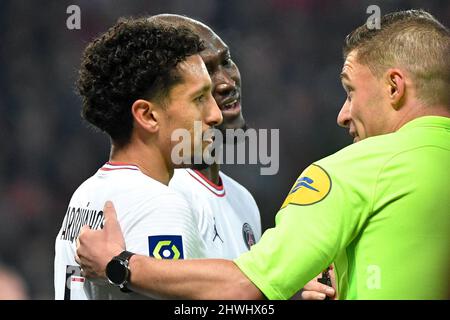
[117,192,206,260]
[241,187,262,241]
[252,200,262,240]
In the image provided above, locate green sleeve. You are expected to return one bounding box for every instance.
[235,162,373,299]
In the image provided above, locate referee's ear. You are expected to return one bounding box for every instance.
[385,68,406,111]
[131,99,160,134]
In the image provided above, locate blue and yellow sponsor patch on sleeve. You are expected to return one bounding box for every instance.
[281,164,332,208]
[148,235,184,259]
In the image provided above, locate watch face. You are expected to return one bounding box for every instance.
[106,259,127,285]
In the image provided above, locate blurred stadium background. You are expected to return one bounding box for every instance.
[0,0,448,299]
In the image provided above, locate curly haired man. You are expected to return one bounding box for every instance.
[54,17,222,300]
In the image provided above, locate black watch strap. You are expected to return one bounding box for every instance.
[116,250,135,293]
[117,250,135,262]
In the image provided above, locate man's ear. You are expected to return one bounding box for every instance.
[385,69,406,110]
[131,99,161,133]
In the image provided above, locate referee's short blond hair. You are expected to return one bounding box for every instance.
[344,9,450,106]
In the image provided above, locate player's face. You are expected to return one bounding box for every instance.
[337,50,391,142]
[159,54,222,166]
[194,25,245,132]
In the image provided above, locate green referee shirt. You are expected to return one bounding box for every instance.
[235,116,450,299]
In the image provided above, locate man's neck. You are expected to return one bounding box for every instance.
[197,162,221,185]
[391,102,450,132]
[110,141,172,185]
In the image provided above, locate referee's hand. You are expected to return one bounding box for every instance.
[75,201,125,279]
[291,268,336,300]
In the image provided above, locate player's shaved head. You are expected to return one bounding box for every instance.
[148,14,246,132]
[148,14,214,36]
[147,14,224,58]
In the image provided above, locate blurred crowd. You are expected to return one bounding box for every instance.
[0,0,448,299]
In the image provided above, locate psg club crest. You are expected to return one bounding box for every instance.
[242,223,256,250]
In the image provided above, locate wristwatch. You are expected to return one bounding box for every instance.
[105,250,135,293]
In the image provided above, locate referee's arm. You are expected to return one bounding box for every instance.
[76,201,264,299]
[129,255,263,300]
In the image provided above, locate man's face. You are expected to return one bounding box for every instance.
[337,50,391,142]
[158,54,222,166]
[194,25,245,131]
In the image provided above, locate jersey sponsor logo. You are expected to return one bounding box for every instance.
[242,223,256,250]
[281,164,332,208]
[148,235,184,260]
[291,177,319,193]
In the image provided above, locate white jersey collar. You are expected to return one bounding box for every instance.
[186,169,226,197]
[100,162,140,172]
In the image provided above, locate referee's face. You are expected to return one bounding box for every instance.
[337,50,391,142]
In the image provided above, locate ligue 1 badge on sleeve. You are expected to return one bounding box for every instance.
[242,223,256,250]
[148,235,184,260]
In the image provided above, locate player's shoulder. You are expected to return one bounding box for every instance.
[134,174,190,207]
[101,165,176,196]
[116,174,193,220]
[169,168,197,199]
[316,131,407,172]
[220,171,251,194]
[170,168,226,198]
[170,168,192,185]
[318,121,448,173]
[75,166,188,206]
[69,172,99,200]
[220,171,258,205]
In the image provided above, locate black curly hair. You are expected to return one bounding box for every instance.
[77,18,205,145]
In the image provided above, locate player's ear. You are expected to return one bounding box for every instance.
[131,99,161,133]
[385,68,405,110]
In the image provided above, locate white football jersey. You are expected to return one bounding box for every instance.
[169,169,261,259]
[54,162,206,300]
